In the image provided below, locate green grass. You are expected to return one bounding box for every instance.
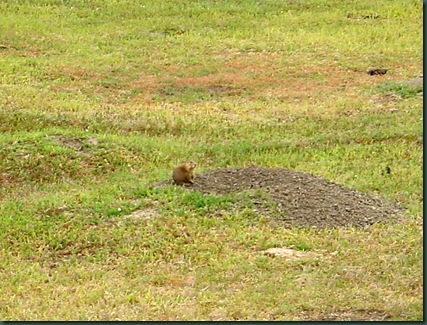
[371,80,423,98]
[0,0,422,321]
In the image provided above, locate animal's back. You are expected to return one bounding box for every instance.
[172,162,196,185]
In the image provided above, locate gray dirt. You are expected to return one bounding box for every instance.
[155,166,404,228]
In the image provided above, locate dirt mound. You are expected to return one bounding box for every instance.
[156,166,404,228]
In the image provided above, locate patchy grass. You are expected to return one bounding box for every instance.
[0,0,422,321]
[371,80,423,99]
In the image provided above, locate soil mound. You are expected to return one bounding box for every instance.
[156,166,404,228]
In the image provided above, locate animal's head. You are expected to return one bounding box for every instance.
[186,161,197,170]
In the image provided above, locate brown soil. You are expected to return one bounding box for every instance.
[156,166,404,228]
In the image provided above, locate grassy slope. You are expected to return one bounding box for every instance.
[0,0,422,320]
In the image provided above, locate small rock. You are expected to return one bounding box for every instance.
[263,247,320,261]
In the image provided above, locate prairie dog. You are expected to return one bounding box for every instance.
[172,161,197,185]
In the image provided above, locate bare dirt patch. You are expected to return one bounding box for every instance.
[155,166,403,228]
[263,247,321,261]
[48,135,99,156]
[119,207,160,224]
[131,53,381,104]
[403,76,423,87]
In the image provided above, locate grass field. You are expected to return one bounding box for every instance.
[0,0,423,321]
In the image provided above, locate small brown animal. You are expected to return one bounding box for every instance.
[172,161,197,185]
